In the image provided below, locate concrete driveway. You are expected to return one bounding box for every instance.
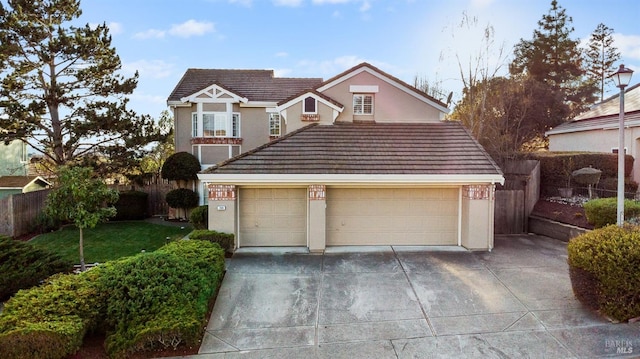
[188,235,640,358]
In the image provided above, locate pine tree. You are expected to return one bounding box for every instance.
[0,0,162,176]
[509,0,596,120]
[585,23,620,102]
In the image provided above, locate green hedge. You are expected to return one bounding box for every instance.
[113,190,149,220]
[0,270,106,359]
[568,225,640,321]
[101,240,225,358]
[189,229,234,253]
[583,198,640,228]
[526,152,635,196]
[0,237,74,301]
[189,205,208,229]
[0,240,225,359]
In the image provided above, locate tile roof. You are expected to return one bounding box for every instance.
[203,122,502,176]
[547,83,640,134]
[574,82,640,120]
[0,176,48,188]
[167,69,323,102]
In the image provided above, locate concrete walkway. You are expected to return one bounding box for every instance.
[178,234,640,358]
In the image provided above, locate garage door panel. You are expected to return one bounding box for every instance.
[239,188,306,247]
[327,188,458,246]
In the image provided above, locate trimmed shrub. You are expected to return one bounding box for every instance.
[0,240,225,359]
[567,225,640,321]
[0,270,106,359]
[583,198,640,228]
[114,190,149,220]
[165,188,199,211]
[161,152,200,182]
[189,205,208,229]
[189,230,234,253]
[0,237,74,301]
[100,240,225,357]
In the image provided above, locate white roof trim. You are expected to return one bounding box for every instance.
[180,84,248,104]
[317,65,450,114]
[350,85,379,93]
[240,101,277,108]
[546,118,640,136]
[276,92,344,113]
[198,173,505,186]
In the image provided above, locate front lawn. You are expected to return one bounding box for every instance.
[29,221,191,264]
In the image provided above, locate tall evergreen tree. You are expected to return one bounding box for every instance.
[509,0,596,120]
[585,23,620,102]
[0,0,162,176]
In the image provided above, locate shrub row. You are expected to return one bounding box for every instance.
[568,225,640,322]
[0,237,74,301]
[189,205,208,229]
[583,198,640,228]
[189,229,234,253]
[525,152,636,196]
[0,240,225,359]
[0,270,104,359]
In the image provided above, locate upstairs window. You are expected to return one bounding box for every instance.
[269,113,281,137]
[303,96,317,114]
[192,112,240,138]
[232,113,240,137]
[353,94,373,115]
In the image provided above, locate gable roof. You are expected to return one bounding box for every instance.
[0,175,50,189]
[276,89,344,112]
[167,69,323,103]
[317,62,449,113]
[201,122,502,183]
[547,82,640,135]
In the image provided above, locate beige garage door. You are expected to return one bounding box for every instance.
[239,188,307,247]
[327,188,458,246]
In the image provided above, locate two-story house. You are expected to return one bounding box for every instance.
[168,63,504,252]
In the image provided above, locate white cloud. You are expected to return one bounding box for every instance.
[359,1,370,12]
[133,29,166,40]
[275,51,289,57]
[470,0,496,8]
[108,22,124,35]
[122,60,175,79]
[274,68,293,77]
[273,0,303,6]
[615,33,640,61]
[312,0,352,4]
[169,20,215,38]
[228,0,253,6]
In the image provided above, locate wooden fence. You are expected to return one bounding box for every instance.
[494,160,541,234]
[0,183,173,239]
[0,189,50,238]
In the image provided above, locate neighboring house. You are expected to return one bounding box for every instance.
[0,175,50,199]
[0,139,28,177]
[170,62,504,251]
[547,83,640,181]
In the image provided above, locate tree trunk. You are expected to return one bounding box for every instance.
[79,227,86,272]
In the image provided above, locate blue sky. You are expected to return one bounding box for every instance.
[74,0,640,119]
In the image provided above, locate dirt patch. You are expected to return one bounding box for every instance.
[531,198,594,230]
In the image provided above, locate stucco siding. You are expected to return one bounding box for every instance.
[321,71,442,123]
